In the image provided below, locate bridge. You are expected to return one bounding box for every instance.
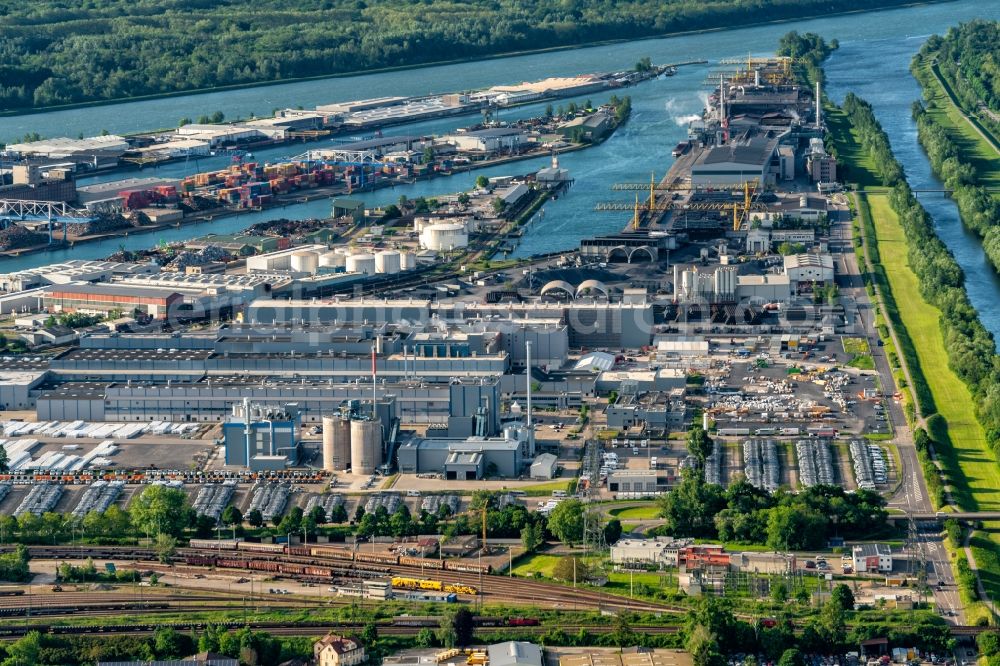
[886,511,1000,522]
[0,199,97,243]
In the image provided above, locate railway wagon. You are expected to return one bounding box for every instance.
[443,583,478,596]
[184,555,219,567]
[189,538,240,550]
[309,546,355,561]
[392,615,440,627]
[355,551,399,565]
[399,556,444,569]
[391,576,439,591]
[237,541,287,554]
[443,560,492,574]
[287,546,312,557]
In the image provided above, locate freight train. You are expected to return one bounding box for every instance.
[183,553,388,581]
[187,539,492,574]
[391,615,539,628]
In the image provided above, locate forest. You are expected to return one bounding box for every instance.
[923,20,1000,137]
[0,0,947,111]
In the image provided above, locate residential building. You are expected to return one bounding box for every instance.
[314,634,366,666]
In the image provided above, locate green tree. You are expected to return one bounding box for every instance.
[520,522,544,554]
[416,627,435,648]
[361,622,378,646]
[309,505,327,525]
[657,468,726,537]
[491,196,506,215]
[545,104,554,118]
[130,485,188,538]
[770,580,789,603]
[778,648,806,666]
[830,583,855,611]
[547,499,584,546]
[329,504,348,523]
[210,110,225,123]
[154,627,186,659]
[687,624,723,666]
[452,608,475,646]
[553,555,590,583]
[2,631,41,666]
[0,447,8,473]
[604,518,623,545]
[246,509,263,528]
[687,425,713,465]
[475,175,490,189]
[422,145,435,164]
[198,624,224,653]
[155,533,177,564]
[221,505,242,527]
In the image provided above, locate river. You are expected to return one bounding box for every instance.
[2,0,999,340]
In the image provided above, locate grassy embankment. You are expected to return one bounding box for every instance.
[828,98,1000,619]
[913,54,1000,608]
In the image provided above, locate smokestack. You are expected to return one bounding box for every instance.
[815,80,822,130]
[525,340,533,449]
[243,397,251,468]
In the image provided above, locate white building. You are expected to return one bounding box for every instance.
[852,543,893,573]
[610,536,692,568]
[445,128,526,153]
[529,453,558,480]
[783,253,834,284]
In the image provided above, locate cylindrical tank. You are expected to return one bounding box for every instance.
[419,223,468,251]
[290,251,319,274]
[400,251,416,270]
[346,253,376,275]
[350,419,382,475]
[322,415,351,472]
[334,246,352,256]
[375,250,401,275]
[319,251,346,268]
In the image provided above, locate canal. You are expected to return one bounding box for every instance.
[3,0,999,344]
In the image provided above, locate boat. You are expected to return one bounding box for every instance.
[672,141,690,157]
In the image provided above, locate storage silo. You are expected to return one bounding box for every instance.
[400,251,416,271]
[375,250,401,274]
[319,251,346,269]
[290,251,319,274]
[419,222,468,251]
[346,253,376,275]
[350,418,382,475]
[322,415,351,472]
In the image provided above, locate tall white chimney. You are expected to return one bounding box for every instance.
[525,340,533,448]
[815,80,822,130]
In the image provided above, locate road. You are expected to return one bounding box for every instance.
[837,196,964,623]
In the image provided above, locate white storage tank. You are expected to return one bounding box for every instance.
[420,222,468,251]
[346,253,376,275]
[290,251,319,274]
[319,251,346,268]
[322,415,351,472]
[375,250,401,274]
[350,418,382,475]
[334,246,352,256]
[400,251,416,271]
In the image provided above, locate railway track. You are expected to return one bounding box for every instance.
[18,545,680,614]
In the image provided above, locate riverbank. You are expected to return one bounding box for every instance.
[0,136,599,259]
[0,0,952,120]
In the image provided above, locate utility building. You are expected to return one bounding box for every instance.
[222,401,301,471]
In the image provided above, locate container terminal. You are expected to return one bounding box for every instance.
[0,95,628,257]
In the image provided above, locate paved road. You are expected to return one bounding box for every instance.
[836,199,964,623]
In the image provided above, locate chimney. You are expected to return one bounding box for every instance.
[525,339,534,450]
[815,81,822,130]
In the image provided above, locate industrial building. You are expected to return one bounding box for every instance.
[783,253,835,287]
[444,128,527,153]
[222,401,302,470]
[529,453,558,480]
[605,389,686,432]
[42,282,185,319]
[690,135,780,187]
[610,536,693,568]
[852,543,893,573]
[396,425,533,479]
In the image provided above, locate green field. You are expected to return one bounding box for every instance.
[510,554,564,577]
[842,337,871,355]
[866,194,1000,512]
[608,505,662,520]
[918,58,1000,186]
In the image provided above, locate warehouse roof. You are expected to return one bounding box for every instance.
[44,282,184,300]
[694,135,777,168]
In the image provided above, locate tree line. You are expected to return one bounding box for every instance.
[842,92,1000,476]
[0,0,952,112]
[910,56,1000,276]
[921,21,1000,140]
